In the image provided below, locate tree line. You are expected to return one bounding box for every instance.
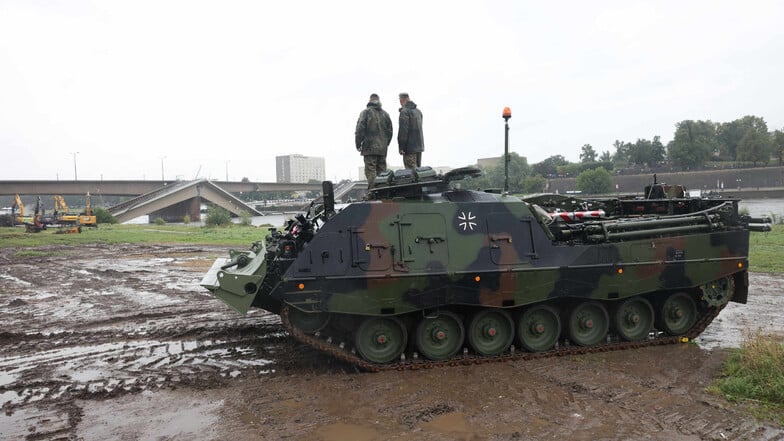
[229,114,782,199]
[464,115,784,194]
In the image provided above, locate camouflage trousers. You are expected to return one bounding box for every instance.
[402,152,422,169]
[364,154,387,188]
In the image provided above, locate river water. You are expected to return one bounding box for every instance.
[738,198,784,220]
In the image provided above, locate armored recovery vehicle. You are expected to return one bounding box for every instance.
[201,167,771,370]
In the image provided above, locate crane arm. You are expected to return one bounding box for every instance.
[54,195,69,214]
[12,195,24,216]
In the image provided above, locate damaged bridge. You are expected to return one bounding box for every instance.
[108,179,262,223]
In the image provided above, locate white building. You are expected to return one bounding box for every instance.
[276,154,326,183]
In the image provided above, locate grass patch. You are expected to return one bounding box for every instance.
[749,224,784,273]
[709,332,784,425]
[0,223,273,248]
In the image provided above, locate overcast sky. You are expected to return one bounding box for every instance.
[2,0,783,183]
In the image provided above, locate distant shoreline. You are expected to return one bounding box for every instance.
[546,165,784,197]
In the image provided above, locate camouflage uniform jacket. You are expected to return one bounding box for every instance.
[398,101,424,153]
[355,101,393,156]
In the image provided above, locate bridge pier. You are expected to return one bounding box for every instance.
[149,197,201,223]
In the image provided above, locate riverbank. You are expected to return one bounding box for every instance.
[546,165,784,197]
[0,224,271,249]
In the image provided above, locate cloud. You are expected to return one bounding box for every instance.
[1,0,782,182]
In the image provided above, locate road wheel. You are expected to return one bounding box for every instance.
[354,317,407,364]
[415,311,464,361]
[614,297,654,342]
[568,301,609,346]
[288,308,330,334]
[467,309,514,356]
[517,305,560,352]
[657,292,697,336]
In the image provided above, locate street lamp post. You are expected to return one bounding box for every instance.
[71,152,79,181]
[160,156,166,182]
[225,161,229,182]
[502,107,512,193]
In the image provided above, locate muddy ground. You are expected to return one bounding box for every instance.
[0,244,783,441]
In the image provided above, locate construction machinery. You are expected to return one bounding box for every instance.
[11,194,33,224]
[23,196,46,233]
[53,193,97,227]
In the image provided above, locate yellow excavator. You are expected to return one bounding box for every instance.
[11,195,34,224]
[82,192,97,227]
[53,193,97,227]
[54,195,79,224]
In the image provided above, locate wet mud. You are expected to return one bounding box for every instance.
[0,244,782,440]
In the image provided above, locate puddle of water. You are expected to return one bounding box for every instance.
[697,280,784,350]
[0,390,21,407]
[78,390,223,441]
[67,367,111,383]
[0,404,70,439]
[0,273,32,286]
[93,286,184,308]
[0,341,135,370]
[135,290,183,305]
[0,371,18,387]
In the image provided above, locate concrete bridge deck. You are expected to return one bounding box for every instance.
[0,179,366,224]
[107,179,262,223]
[0,180,321,196]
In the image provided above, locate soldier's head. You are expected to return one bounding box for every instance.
[398,92,410,106]
[369,93,380,103]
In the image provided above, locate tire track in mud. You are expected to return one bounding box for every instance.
[0,316,299,441]
[2,245,784,440]
[520,352,784,441]
[1,320,288,409]
[0,245,307,440]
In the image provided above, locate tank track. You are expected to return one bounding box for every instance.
[280,301,727,373]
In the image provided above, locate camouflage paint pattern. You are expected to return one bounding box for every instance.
[202,189,749,318]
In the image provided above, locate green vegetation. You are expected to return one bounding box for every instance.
[153,217,166,225]
[422,113,781,193]
[576,167,613,194]
[0,223,271,248]
[749,224,784,273]
[93,207,118,224]
[709,332,784,425]
[205,206,232,227]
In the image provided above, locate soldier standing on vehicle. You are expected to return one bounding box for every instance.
[397,92,424,169]
[355,93,393,188]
